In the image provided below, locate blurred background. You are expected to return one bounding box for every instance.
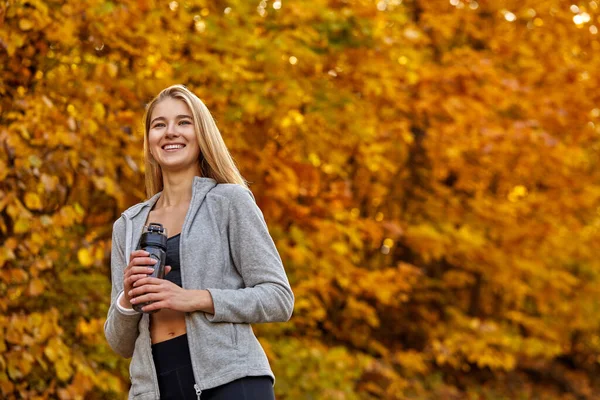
[1,0,600,398]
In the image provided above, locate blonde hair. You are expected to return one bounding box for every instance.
[142,84,248,197]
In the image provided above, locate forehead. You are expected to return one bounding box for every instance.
[151,97,192,119]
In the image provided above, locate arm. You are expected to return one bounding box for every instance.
[205,186,295,323]
[103,217,142,358]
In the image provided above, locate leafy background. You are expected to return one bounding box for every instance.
[1,0,600,398]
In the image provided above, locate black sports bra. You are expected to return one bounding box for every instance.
[164,233,182,287]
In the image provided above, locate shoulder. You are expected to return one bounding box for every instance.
[121,193,160,219]
[112,215,126,231]
[210,183,256,205]
[112,195,155,233]
[111,217,126,249]
[210,184,268,226]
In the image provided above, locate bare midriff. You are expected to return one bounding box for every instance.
[150,309,187,344]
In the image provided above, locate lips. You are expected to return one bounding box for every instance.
[162,143,186,151]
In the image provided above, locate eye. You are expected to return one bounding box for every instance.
[153,123,165,128]
[179,120,192,125]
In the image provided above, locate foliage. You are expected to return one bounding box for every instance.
[1,0,600,398]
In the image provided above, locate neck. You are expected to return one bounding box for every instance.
[158,167,201,208]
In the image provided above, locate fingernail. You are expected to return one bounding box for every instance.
[128,291,132,296]
[147,267,155,272]
[131,298,136,303]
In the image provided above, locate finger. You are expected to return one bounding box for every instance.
[165,265,172,275]
[127,273,153,287]
[125,252,150,268]
[129,282,163,297]
[130,250,150,258]
[131,257,159,267]
[131,292,164,305]
[124,270,154,288]
[125,266,154,278]
[133,277,166,288]
[126,266,155,277]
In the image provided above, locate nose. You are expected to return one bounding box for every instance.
[165,121,180,137]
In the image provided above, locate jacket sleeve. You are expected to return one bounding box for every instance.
[104,216,142,358]
[206,187,294,324]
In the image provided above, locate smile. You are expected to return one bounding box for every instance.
[162,144,186,151]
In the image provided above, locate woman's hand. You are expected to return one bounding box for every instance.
[120,250,158,309]
[128,277,215,314]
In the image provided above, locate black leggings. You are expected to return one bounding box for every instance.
[151,334,275,400]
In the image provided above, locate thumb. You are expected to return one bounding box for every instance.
[165,265,172,276]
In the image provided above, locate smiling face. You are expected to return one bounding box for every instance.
[147,97,201,173]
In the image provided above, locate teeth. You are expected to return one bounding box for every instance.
[163,144,185,150]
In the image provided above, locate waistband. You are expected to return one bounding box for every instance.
[151,333,193,374]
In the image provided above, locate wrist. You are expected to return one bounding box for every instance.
[194,289,215,314]
[116,291,138,315]
[118,291,133,309]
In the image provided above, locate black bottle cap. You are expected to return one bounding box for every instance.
[140,223,168,250]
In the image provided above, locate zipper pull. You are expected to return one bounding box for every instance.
[194,384,202,399]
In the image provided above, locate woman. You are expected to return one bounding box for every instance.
[104,84,294,399]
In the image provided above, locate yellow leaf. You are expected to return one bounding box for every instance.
[13,218,30,233]
[331,241,348,255]
[107,63,118,78]
[0,247,15,267]
[25,192,42,210]
[9,269,28,283]
[95,246,104,260]
[19,19,34,31]
[27,279,45,296]
[6,351,32,380]
[77,248,93,267]
[44,345,57,362]
[78,322,89,336]
[93,102,106,119]
[55,359,73,381]
[0,372,14,395]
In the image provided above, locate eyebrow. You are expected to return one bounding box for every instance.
[150,114,193,125]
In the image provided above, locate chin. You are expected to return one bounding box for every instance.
[160,163,199,173]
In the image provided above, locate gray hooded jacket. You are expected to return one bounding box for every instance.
[104,177,294,399]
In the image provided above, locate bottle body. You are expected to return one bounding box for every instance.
[133,223,168,314]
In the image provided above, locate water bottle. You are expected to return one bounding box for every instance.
[133,222,168,313]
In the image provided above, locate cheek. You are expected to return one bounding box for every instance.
[185,132,199,147]
[148,131,162,145]
[188,145,201,161]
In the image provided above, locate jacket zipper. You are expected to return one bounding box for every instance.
[194,384,202,399]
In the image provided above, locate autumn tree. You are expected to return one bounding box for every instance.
[1,0,600,398]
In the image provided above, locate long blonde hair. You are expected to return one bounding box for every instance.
[142,84,248,197]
